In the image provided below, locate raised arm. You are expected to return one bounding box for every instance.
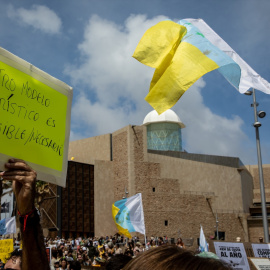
[0,158,50,270]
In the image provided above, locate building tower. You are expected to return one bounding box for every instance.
[142,109,185,151]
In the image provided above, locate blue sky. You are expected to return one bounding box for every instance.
[0,0,269,165]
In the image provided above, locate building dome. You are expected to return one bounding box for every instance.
[142,109,185,152]
[143,109,185,128]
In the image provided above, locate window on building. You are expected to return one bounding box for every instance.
[165,220,168,226]
[215,231,225,240]
[152,187,155,192]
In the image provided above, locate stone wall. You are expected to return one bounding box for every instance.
[246,164,270,242]
[69,134,111,165]
[248,220,265,243]
[94,160,116,236]
[126,125,251,245]
[112,128,129,201]
[247,164,270,203]
[240,169,254,213]
[139,191,247,243]
[62,124,261,243]
[148,153,253,213]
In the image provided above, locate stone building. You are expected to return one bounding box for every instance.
[246,164,270,243]
[41,109,269,246]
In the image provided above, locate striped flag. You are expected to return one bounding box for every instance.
[200,225,209,252]
[183,18,270,95]
[112,193,145,238]
[0,216,16,235]
[133,19,270,114]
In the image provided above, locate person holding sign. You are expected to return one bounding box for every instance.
[0,158,49,270]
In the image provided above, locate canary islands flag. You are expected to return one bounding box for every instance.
[0,216,16,235]
[112,193,145,238]
[133,19,270,114]
[199,225,209,252]
[184,18,270,95]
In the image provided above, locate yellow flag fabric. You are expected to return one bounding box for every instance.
[133,21,187,69]
[133,20,240,114]
[146,42,219,113]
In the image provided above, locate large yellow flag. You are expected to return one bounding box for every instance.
[133,20,241,114]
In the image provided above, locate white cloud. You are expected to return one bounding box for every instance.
[65,14,168,107]
[71,93,131,136]
[7,5,62,34]
[66,14,252,164]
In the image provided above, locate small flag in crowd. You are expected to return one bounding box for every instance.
[199,225,209,252]
[0,216,16,235]
[133,19,270,114]
[1,202,9,213]
[112,193,145,238]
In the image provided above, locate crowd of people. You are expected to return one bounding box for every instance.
[25,234,232,270]
[0,159,233,270]
[44,235,186,269]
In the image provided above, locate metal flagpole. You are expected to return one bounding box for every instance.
[123,187,128,199]
[216,212,219,240]
[251,88,269,243]
[144,234,147,249]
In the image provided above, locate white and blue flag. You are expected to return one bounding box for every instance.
[112,193,145,238]
[0,216,16,235]
[200,225,209,252]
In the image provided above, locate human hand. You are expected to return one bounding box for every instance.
[0,158,36,215]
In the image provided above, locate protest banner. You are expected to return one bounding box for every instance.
[252,244,270,259]
[249,258,270,270]
[213,241,250,270]
[0,47,73,187]
[0,239,13,263]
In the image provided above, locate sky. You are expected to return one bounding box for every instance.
[0,0,269,166]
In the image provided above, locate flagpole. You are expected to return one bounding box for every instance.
[144,233,147,249]
[246,88,269,243]
[216,212,219,240]
[140,193,147,249]
[253,88,269,243]
[251,88,269,243]
[200,225,209,252]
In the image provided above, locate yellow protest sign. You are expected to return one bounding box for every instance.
[0,239,13,263]
[0,47,73,187]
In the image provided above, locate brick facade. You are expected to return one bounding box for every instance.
[42,124,267,246]
[104,125,253,246]
[246,164,270,242]
[112,130,129,200]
